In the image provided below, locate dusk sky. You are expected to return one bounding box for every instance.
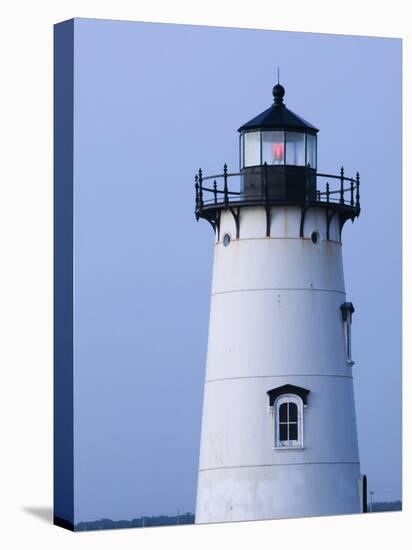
[71,18,401,522]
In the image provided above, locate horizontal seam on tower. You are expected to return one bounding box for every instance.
[211,288,345,296]
[205,374,354,383]
[199,461,360,472]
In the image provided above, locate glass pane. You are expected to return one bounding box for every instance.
[289,403,298,422]
[244,131,261,167]
[279,403,288,422]
[240,134,244,169]
[286,132,305,166]
[262,131,284,165]
[306,133,317,169]
[279,423,288,441]
[289,423,298,441]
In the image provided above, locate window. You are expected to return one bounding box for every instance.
[275,395,303,448]
[279,401,298,441]
[262,131,284,165]
[241,130,317,169]
[311,231,320,244]
[286,132,305,166]
[341,302,355,366]
[244,131,261,167]
[267,384,309,450]
[306,133,317,169]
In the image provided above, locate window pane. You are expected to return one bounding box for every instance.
[262,131,284,165]
[289,423,298,441]
[286,132,305,166]
[240,134,244,169]
[306,133,317,169]
[244,131,261,167]
[279,403,288,422]
[289,403,298,422]
[279,423,288,441]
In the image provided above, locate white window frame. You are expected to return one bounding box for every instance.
[273,394,304,449]
[341,303,355,366]
[344,317,353,365]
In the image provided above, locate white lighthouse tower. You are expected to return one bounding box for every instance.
[194,80,366,523]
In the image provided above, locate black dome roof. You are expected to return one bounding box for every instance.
[238,84,318,134]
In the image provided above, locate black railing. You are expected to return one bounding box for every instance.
[194,164,360,215]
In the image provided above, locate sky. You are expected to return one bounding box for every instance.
[70,18,402,521]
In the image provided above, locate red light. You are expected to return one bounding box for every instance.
[273,142,284,160]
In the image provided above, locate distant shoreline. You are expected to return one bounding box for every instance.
[75,512,195,531]
[74,502,402,531]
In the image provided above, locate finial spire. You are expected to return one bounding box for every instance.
[272,70,285,106]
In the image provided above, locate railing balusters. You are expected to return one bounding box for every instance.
[223,163,228,209]
[198,168,203,209]
[195,174,199,207]
[194,166,360,216]
[340,166,344,204]
[194,174,199,219]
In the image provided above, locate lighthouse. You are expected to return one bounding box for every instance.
[194,79,366,523]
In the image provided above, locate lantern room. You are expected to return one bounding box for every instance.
[238,83,319,202]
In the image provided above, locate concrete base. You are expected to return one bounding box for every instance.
[196,463,361,523]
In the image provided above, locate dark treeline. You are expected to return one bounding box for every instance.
[75,513,195,531]
[370,501,402,512]
[75,502,402,531]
